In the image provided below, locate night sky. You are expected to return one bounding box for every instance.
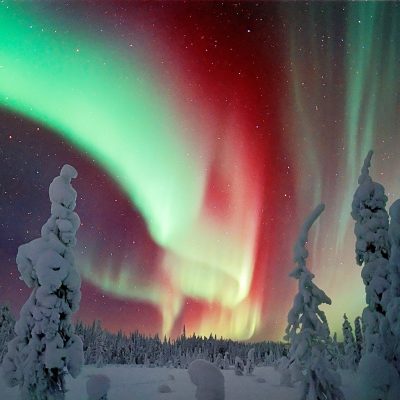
[1,2,400,341]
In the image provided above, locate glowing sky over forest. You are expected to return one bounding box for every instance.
[0,2,400,341]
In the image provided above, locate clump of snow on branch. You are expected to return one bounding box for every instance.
[0,304,15,363]
[2,164,83,400]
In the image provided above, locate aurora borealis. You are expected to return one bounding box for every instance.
[0,2,400,341]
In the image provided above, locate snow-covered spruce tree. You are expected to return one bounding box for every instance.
[327,333,342,370]
[223,352,230,370]
[285,204,344,400]
[351,152,400,398]
[214,353,223,369]
[245,348,255,375]
[342,314,357,371]
[95,331,107,368]
[354,316,363,361]
[0,304,15,363]
[2,165,83,400]
[234,356,244,376]
[351,150,391,356]
[387,199,400,374]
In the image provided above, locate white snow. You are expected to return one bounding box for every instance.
[86,374,111,400]
[0,364,365,400]
[0,364,311,400]
[353,353,400,400]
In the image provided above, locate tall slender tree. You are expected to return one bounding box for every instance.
[327,333,342,370]
[342,314,357,371]
[2,165,83,400]
[352,152,400,398]
[285,204,344,400]
[351,151,391,355]
[354,316,363,361]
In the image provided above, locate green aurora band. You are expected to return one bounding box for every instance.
[0,4,204,335]
[339,2,400,248]
[2,2,400,340]
[0,4,263,339]
[0,4,204,247]
[285,2,400,335]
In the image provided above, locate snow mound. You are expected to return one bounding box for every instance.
[168,373,175,381]
[158,383,172,393]
[188,359,225,400]
[86,374,111,400]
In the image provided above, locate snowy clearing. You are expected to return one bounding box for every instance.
[0,364,358,400]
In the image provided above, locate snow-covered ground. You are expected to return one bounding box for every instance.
[0,364,358,400]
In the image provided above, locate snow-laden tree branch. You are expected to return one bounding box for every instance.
[285,204,344,400]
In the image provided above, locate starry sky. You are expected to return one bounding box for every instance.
[0,2,400,342]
